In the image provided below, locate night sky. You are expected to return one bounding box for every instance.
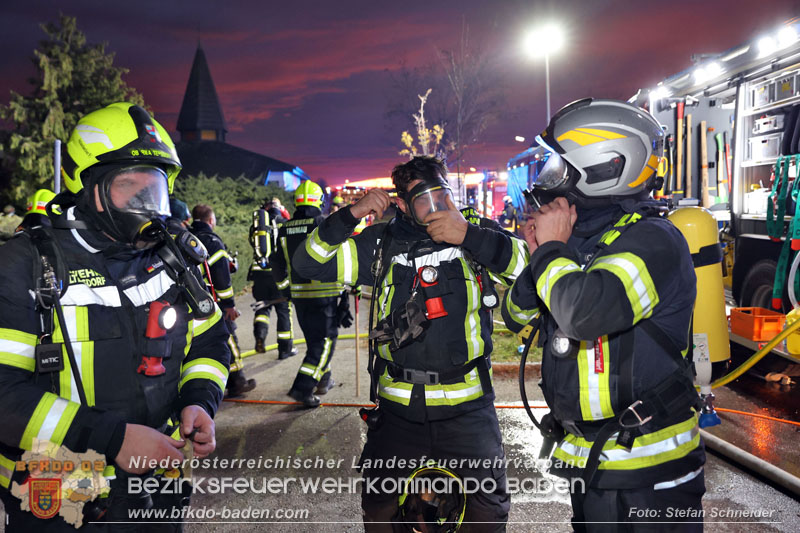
[2,1,798,186]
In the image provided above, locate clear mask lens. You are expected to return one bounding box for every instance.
[410,186,453,225]
[107,166,170,215]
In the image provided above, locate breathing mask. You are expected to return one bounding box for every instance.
[402,178,455,227]
[92,165,171,244]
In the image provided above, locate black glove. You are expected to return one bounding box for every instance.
[336,291,353,328]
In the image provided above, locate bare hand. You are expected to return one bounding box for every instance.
[521,217,538,255]
[350,189,393,220]
[114,424,185,474]
[530,197,577,245]
[180,405,216,458]
[423,195,468,244]
[224,307,240,322]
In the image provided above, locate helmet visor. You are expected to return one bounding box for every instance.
[107,166,170,216]
[410,185,454,226]
[531,141,571,191]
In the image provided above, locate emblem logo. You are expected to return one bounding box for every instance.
[30,478,61,519]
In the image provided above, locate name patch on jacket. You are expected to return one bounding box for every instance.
[68,269,106,288]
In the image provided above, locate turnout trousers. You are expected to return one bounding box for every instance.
[360,406,510,532]
[570,469,705,532]
[289,297,338,395]
[251,271,294,356]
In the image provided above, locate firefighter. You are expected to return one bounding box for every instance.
[0,102,230,529]
[293,156,529,530]
[501,99,705,532]
[15,188,56,233]
[169,197,192,228]
[499,195,517,232]
[191,204,256,397]
[330,195,346,213]
[249,199,296,359]
[271,180,346,408]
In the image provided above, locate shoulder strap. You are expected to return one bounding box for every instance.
[25,225,70,302]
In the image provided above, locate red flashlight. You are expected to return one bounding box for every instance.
[138,300,176,376]
[417,266,447,319]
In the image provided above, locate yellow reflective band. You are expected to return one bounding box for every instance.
[179,358,229,392]
[587,252,659,322]
[377,371,413,405]
[216,286,234,299]
[191,306,222,337]
[305,228,337,263]
[499,237,528,279]
[504,288,540,327]
[254,315,270,324]
[207,249,227,266]
[20,394,79,450]
[228,336,242,371]
[0,328,37,371]
[52,306,92,403]
[554,417,700,470]
[577,337,614,421]
[536,257,581,308]
[277,278,290,289]
[0,453,14,489]
[300,338,332,381]
[460,260,484,364]
[336,239,359,285]
[277,331,291,339]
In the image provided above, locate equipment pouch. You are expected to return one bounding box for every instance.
[35,342,64,373]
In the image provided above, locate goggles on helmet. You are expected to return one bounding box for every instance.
[106,166,170,216]
[405,180,454,226]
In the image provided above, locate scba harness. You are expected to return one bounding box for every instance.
[361,219,496,428]
[518,208,701,490]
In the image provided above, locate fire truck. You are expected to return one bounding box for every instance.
[641,19,800,313]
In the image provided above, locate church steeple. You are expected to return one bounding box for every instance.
[177,44,227,142]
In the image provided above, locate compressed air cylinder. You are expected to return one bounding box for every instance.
[669,207,730,427]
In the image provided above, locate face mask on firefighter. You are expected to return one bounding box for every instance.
[404,179,454,226]
[96,165,171,243]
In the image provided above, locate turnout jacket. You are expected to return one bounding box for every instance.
[293,206,528,422]
[502,204,705,488]
[272,205,344,299]
[191,220,236,309]
[0,205,231,493]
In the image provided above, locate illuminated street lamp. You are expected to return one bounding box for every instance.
[523,24,565,121]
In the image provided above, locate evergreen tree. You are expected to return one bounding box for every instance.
[0,14,144,205]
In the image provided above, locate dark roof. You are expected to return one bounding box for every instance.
[175,141,296,183]
[177,45,227,134]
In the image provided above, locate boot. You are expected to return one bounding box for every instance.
[288,388,321,408]
[255,338,266,353]
[315,378,336,395]
[227,370,256,397]
[278,347,298,360]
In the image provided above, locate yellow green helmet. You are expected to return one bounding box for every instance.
[333,195,345,205]
[25,189,56,216]
[61,102,181,194]
[294,180,324,207]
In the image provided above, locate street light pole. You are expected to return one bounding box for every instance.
[523,23,564,124]
[544,53,551,121]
